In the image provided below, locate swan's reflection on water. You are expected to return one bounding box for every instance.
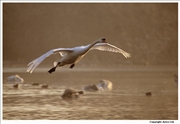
[3,67,178,120]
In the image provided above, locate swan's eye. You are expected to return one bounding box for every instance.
[102,38,106,41]
[102,38,107,43]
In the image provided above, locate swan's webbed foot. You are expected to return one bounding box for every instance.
[70,64,75,69]
[48,67,56,74]
[48,62,60,74]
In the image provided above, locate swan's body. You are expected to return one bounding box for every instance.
[27,38,131,73]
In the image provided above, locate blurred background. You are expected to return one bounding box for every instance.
[2,3,178,120]
[3,3,178,67]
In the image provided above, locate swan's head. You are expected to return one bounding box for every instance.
[96,37,107,43]
[102,38,107,43]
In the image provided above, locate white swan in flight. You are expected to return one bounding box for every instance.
[27,37,131,74]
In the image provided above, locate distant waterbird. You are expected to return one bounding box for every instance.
[27,37,131,74]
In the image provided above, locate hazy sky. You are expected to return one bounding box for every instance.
[3,3,178,66]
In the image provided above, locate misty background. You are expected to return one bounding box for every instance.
[3,3,178,67]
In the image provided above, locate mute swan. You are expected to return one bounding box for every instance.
[61,88,84,99]
[27,37,131,74]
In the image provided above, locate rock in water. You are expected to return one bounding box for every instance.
[7,75,24,83]
[61,88,84,99]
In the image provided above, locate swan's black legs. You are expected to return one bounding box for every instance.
[48,62,75,73]
[70,64,75,69]
[48,62,60,74]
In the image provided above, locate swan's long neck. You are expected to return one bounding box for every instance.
[74,41,100,63]
[85,41,99,52]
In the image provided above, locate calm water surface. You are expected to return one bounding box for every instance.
[3,66,178,120]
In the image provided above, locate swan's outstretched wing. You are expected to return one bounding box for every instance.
[90,43,131,58]
[27,48,73,73]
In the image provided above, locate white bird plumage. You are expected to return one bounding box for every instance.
[27,37,131,73]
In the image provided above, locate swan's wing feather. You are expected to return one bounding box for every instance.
[90,43,131,58]
[53,48,73,57]
[27,48,73,73]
